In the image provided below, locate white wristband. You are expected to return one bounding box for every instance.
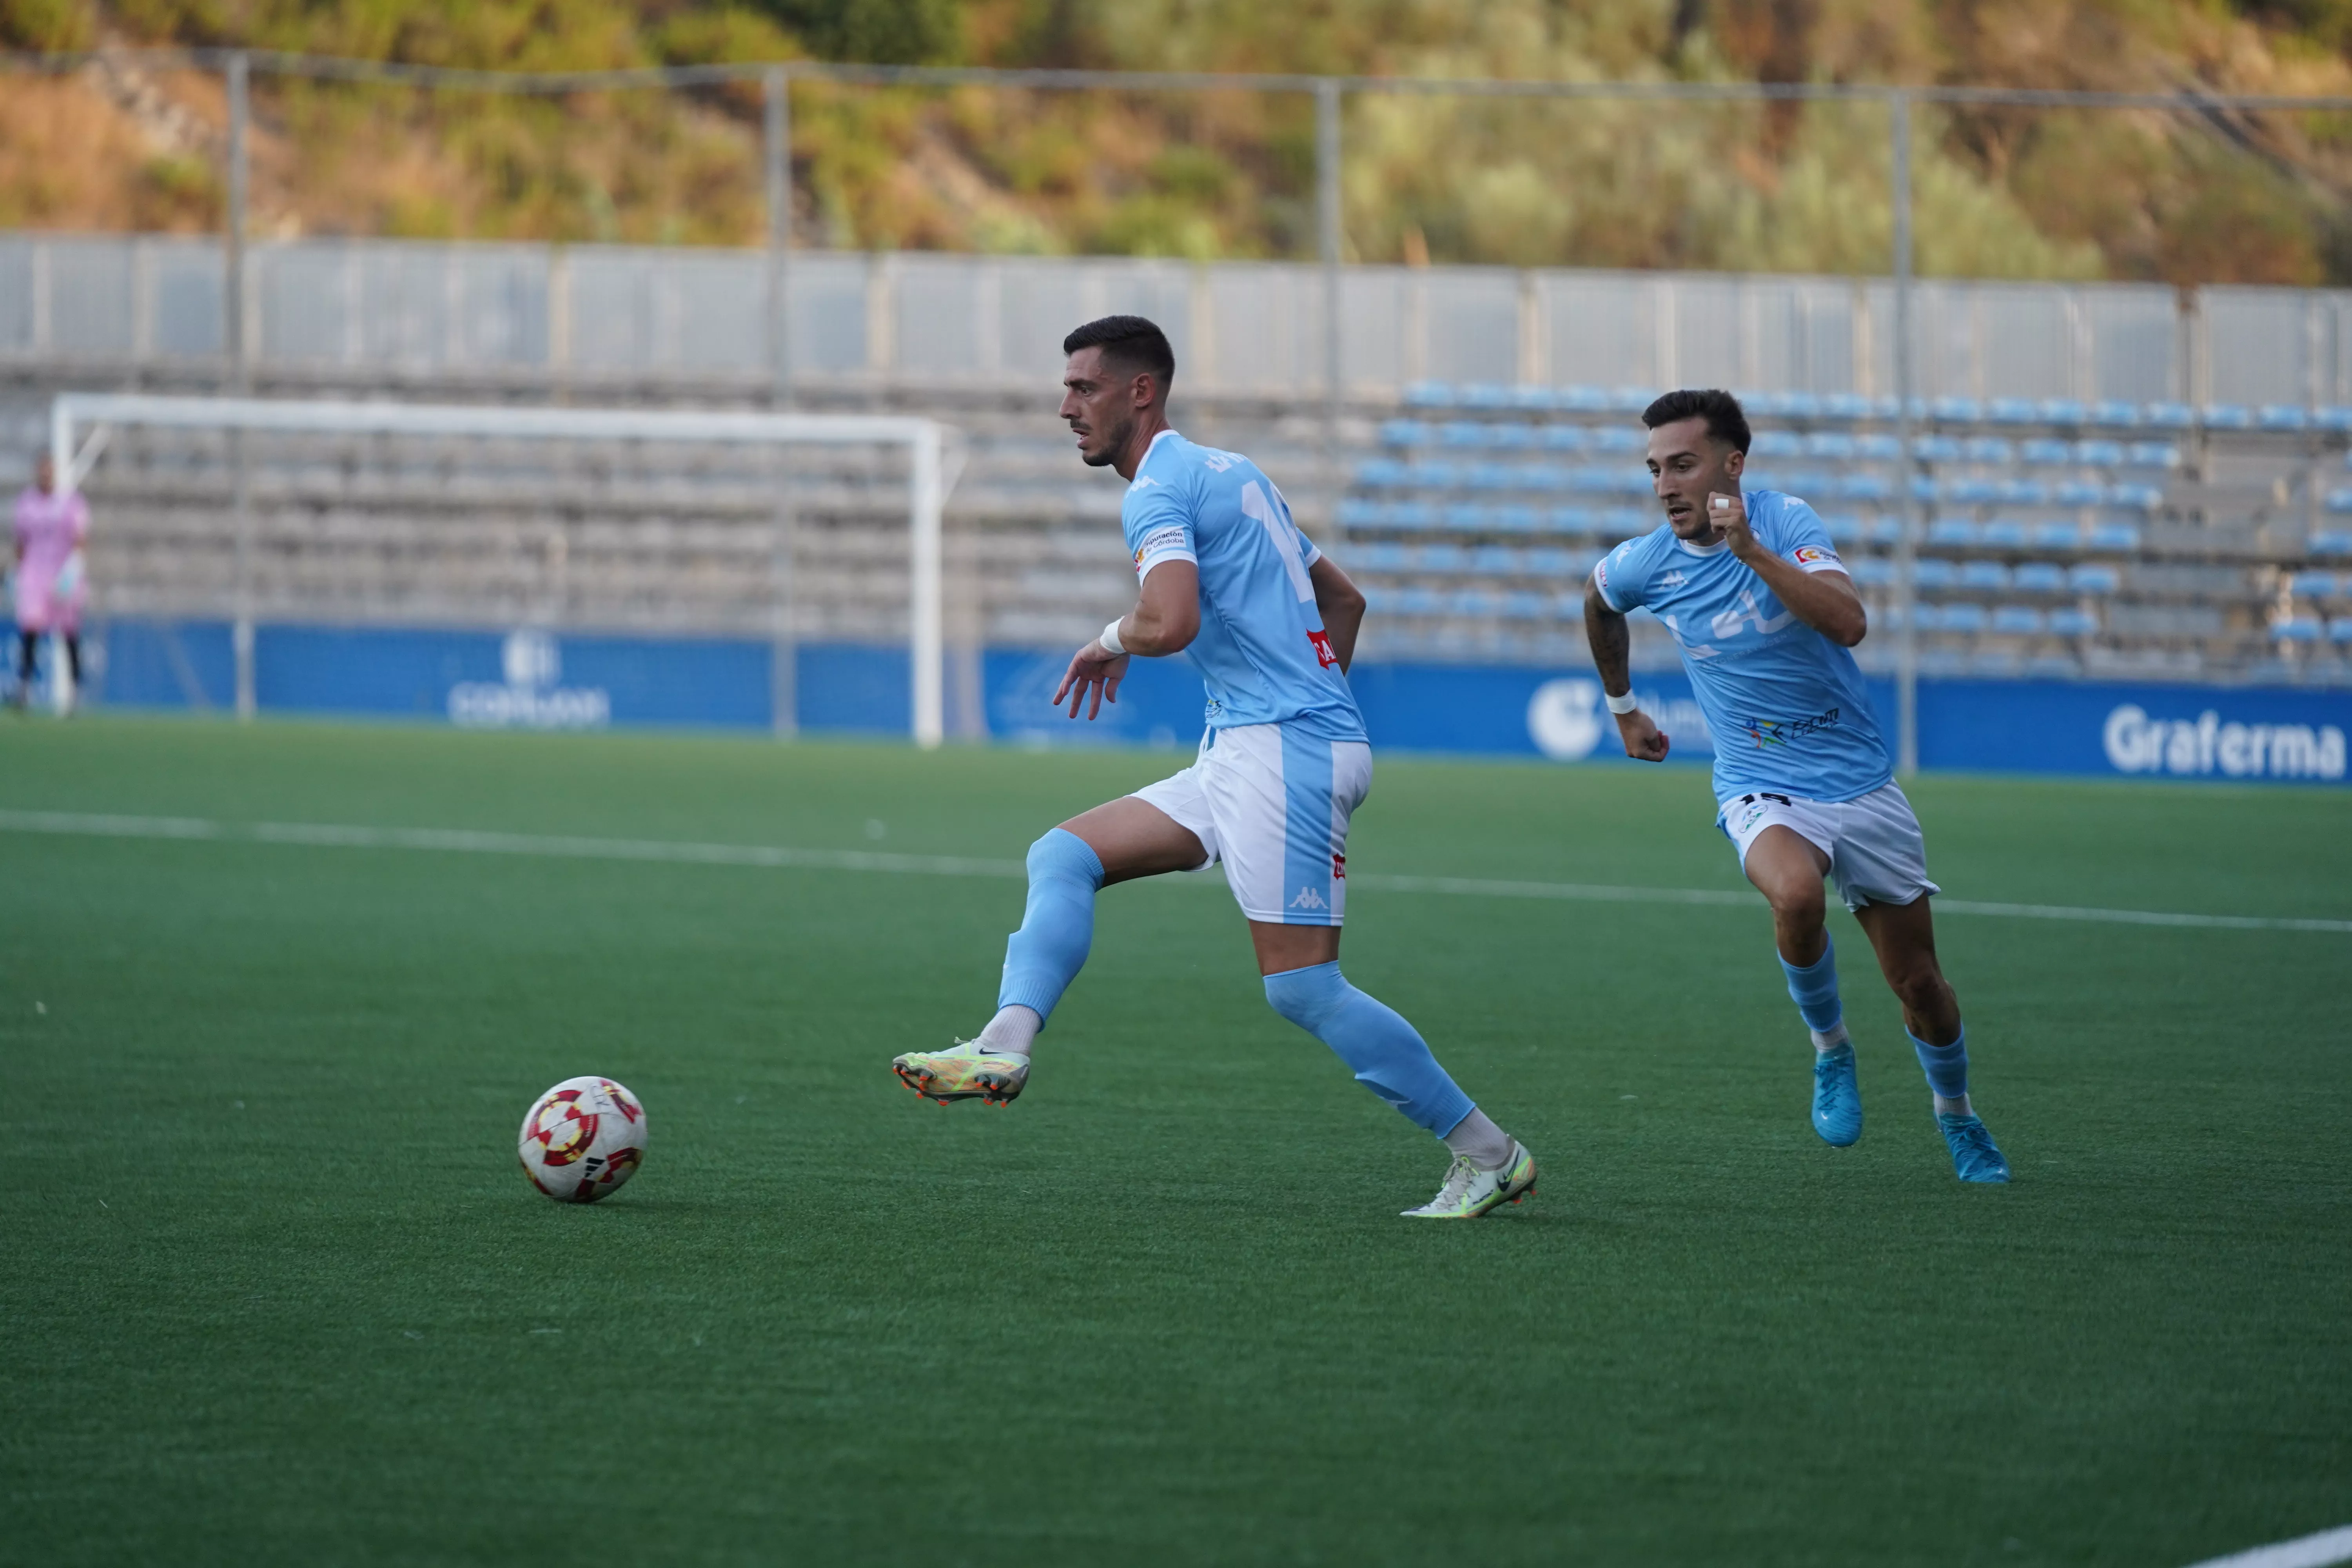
[1605,689,1640,715]
[1098,617,1127,657]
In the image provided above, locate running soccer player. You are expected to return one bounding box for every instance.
[11,452,89,712]
[1582,389,2009,1183]
[891,315,1537,1219]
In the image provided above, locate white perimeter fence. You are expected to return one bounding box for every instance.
[7,231,2352,409]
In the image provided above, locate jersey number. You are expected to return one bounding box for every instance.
[1240,481,1315,604]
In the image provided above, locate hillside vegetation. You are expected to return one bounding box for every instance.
[5,0,2352,284]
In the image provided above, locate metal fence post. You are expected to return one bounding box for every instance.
[1891,87,1919,778]
[763,65,798,736]
[226,51,256,720]
[1316,76,1344,543]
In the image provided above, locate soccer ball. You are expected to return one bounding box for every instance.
[518,1076,648,1203]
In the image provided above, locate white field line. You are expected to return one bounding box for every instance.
[2183,1524,2352,1568]
[3,808,2350,935]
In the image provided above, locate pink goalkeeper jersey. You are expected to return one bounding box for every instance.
[13,486,89,631]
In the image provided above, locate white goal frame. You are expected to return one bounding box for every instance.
[51,393,955,746]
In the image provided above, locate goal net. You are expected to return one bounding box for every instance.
[47,393,956,745]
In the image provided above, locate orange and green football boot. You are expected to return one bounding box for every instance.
[891,1041,1029,1106]
[1400,1140,1537,1218]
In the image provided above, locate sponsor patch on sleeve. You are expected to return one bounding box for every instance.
[1133,524,1196,578]
[1790,543,1845,572]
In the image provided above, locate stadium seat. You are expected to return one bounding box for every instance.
[1999,480,2053,506]
[2031,522,2083,550]
[2054,481,2105,506]
[1915,559,1959,588]
[1356,459,1407,487]
[2049,608,2099,636]
[2070,564,2123,593]
[1804,432,1858,460]
[2316,407,2352,433]
[1493,505,1541,533]
[1961,561,2013,590]
[2020,438,2073,465]
[1848,557,1894,586]
[2328,491,2352,513]
[2039,399,2089,425]
[1440,422,1493,448]
[1502,591,1550,620]
[2074,439,2125,466]
[1356,542,1410,571]
[1870,516,1907,543]
[2026,652,2083,677]
[1931,397,1984,423]
[2087,521,2143,551]
[2290,570,2339,598]
[1548,505,1598,533]
[1417,544,1467,572]
[1556,385,1613,412]
[2274,617,2324,642]
[2259,405,2311,431]
[1835,474,1893,501]
[1388,503,1438,530]
[1750,430,1802,457]
[2014,562,2068,592]
[1822,516,1865,544]
[1403,382,1454,407]
[1947,478,2000,505]
[1820,393,1870,420]
[1539,425,1591,452]
[1987,398,2038,424]
[2105,483,2164,510]
[1588,426,1646,453]
[1466,462,1522,490]
[1938,602,1991,631]
[1459,384,1514,409]
[2089,400,2140,427]
[2203,404,2256,430]
[1855,434,1903,461]
[1914,435,1964,463]
[1981,520,2029,549]
[1339,499,1390,528]
[1396,587,1444,615]
[1471,545,1519,575]
[1929,519,1980,547]
[1509,385,1559,411]
[1524,547,1577,577]
[2142,402,2196,428]
[1379,420,1427,448]
[1964,437,2015,463]
[1406,461,1459,487]
[1992,606,2044,634]
[2333,617,2352,643]
[1441,505,1489,532]
[1610,387,1658,412]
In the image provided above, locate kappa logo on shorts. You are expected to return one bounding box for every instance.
[1290,886,1328,911]
[1331,852,1346,880]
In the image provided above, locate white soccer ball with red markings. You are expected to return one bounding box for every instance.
[518,1076,648,1203]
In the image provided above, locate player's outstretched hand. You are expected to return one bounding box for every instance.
[1053,639,1129,721]
[1706,490,1753,556]
[1616,708,1670,762]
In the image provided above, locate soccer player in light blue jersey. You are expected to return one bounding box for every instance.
[1582,389,2009,1183]
[892,315,1537,1218]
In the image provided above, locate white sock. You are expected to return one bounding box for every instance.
[1811,1022,1851,1053]
[1934,1093,1974,1118]
[975,1004,1041,1057]
[1442,1108,1515,1171]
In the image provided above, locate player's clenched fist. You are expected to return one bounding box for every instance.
[1615,706,1671,762]
[1706,490,1754,556]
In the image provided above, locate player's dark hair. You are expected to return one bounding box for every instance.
[1063,315,1176,392]
[1642,388,1751,454]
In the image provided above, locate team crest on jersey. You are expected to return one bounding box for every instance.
[1307,629,1339,668]
[1331,853,1346,880]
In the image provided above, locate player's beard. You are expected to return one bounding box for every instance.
[1079,409,1132,468]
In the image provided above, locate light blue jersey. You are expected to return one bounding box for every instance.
[1123,429,1366,742]
[1592,490,1891,804]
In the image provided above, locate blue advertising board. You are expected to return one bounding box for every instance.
[64,617,2352,786]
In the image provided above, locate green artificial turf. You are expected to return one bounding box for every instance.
[2,717,2348,1566]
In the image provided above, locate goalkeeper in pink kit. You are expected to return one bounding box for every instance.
[11,452,89,709]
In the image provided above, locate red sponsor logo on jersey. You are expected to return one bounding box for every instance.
[1331,853,1347,880]
[1307,629,1339,668]
[1791,544,1835,566]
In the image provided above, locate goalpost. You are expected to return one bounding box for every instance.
[50,393,955,746]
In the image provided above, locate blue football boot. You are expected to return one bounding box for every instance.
[1811,1045,1862,1147]
[1938,1113,2011,1183]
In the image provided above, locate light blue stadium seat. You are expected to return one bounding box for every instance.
[1993,606,2045,634]
[1981,520,2029,548]
[1525,548,1576,577]
[1510,385,1559,411]
[1836,473,1893,501]
[1417,543,1468,572]
[1931,396,1983,423]
[1929,518,1979,547]
[1558,386,1613,412]
[1848,557,1895,586]
[1441,421,1493,448]
[1471,545,1519,575]
[1963,437,2014,463]
[1356,459,1407,487]
[1397,587,1444,615]
[1610,387,1658,412]
[1737,390,1788,417]
[1915,559,1959,588]
[2140,402,2192,428]
[1548,506,1598,534]
[1914,435,1963,462]
[1780,392,1827,419]
[1338,499,1390,528]
[1502,591,1550,620]
[2274,617,2324,642]
[2070,564,2122,593]
[1821,393,1871,420]
[1939,602,1991,631]
[1750,430,1802,457]
[2031,522,2083,549]
[2020,439,2073,465]
[2316,407,2352,433]
[1823,516,1865,544]
[2074,439,2125,465]
[2090,400,2140,427]
[1805,432,1859,460]
[1991,479,2045,505]
[1587,426,1646,454]
[2039,399,2088,425]
[1987,398,2038,423]
[1461,384,1514,409]
[1406,461,1459,488]
[1855,434,1903,461]
[1539,426,1591,452]
[1441,505,1488,532]
[1491,424,1538,450]
[1947,478,1999,505]
[2026,652,2083,678]
[1403,382,1454,407]
[1896,603,1932,631]
[2054,481,2105,506]
[1493,505,1541,533]
[2106,483,2164,510]
[1870,516,1907,544]
[2049,608,2099,636]
[2259,405,2310,431]
[1467,463,1521,490]
[2328,491,2352,512]
[1961,561,2012,590]
[1356,542,1410,571]
[1389,503,1438,530]
[1602,506,1651,533]
[2291,570,2339,598]
[1556,592,1592,620]
[2332,617,2352,642]
[1379,420,1429,448]
[2087,521,2143,551]
[2013,563,2068,592]
[2203,404,2255,430]
[1452,588,1502,617]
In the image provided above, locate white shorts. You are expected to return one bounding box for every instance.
[1131,722,1374,926]
[1717,782,1941,913]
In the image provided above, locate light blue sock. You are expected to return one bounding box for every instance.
[1263,961,1476,1137]
[995,829,1105,1027]
[1910,1025,1970,1103]
[1779,938,1846,1038]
